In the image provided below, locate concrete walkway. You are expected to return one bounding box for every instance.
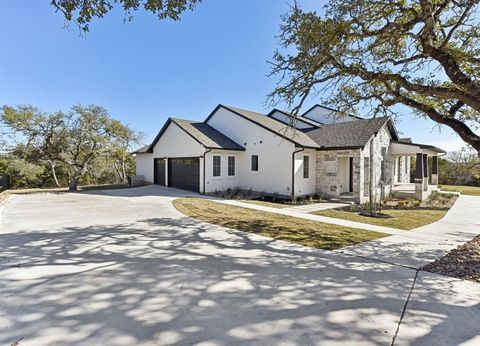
[338,194,480,269]
[210,199,404,235]
[210,194,480,269]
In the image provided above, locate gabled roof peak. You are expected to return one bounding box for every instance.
[206,104,320,149]
[267,108,324,127]
[302,104,363,121]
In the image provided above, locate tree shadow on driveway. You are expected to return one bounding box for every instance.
[1,196,479,345]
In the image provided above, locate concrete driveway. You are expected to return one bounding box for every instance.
[0,185,479,345]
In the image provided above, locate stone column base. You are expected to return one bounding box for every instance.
[415,179,426,200]
[423,177,429,191]
[431,174,438,185]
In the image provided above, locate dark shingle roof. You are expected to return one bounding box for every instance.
[171,118,244,150]
[217,105,320,149]
[304,117,395,149]
[131,145,150,154]
[137,117,244,153]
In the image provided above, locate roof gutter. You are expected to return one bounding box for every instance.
[316,145,364,151]
[202,148,212,194]
[291,147,305,200]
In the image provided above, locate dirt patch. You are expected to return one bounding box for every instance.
[423,235,480,283]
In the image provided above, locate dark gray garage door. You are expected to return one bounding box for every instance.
[168,157,200,192]
[154,158,165,185]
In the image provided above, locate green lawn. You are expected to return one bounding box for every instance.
[173,198,386,250]
[439,185,480,196]
[241,199,289,209]
[315,208,448,230]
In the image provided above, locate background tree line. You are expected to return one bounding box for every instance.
[0,104,142,190]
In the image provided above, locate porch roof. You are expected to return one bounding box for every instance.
[390,140,445,156]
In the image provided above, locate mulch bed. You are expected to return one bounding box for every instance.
[423,235,480,283]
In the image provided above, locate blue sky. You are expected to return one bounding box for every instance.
[0,0,465,151]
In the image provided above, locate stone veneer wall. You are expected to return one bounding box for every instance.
[315,124,399,204]
[361,124,394,203]
[315,149,361,201]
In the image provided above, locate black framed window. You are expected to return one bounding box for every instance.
[228,156,235,176]
[303,155,309,178]
[251,155,258,171]
[213,155,221,177]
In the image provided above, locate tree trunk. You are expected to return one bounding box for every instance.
[113,161,122,182]
[121,158,127,183]
[69,173,81,191]
[49,161,60,187]
[369,137,376,216]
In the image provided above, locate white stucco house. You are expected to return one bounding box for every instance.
[134,104,445,203]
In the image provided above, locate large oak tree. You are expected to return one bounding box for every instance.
[1,104,140,190]
[50,0,202,32]
[269,0,480,154]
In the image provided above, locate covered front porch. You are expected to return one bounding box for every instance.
[392,182,440,199]
[390,140,445,200]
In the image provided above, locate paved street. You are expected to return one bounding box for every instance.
[0,185,479,345]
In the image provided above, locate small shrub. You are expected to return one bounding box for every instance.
[295,196,303,203]
[313,193,320,200]
[273,192,279,202]
[226,188,232,194]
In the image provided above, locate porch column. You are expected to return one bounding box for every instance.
[422,153,429,191]
[415,153,426,200]
[431,156,439,185]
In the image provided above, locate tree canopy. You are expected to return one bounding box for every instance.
[50,0,202,32]
[269,0,480,154]
[1,104,141,190]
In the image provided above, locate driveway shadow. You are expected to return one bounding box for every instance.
[1,214,479,346]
